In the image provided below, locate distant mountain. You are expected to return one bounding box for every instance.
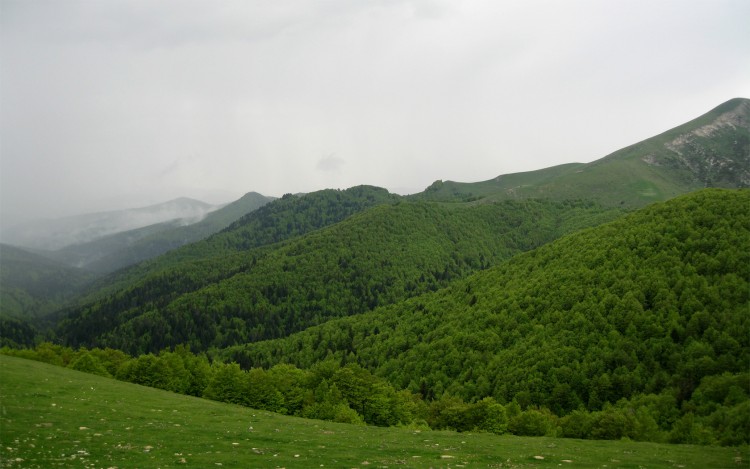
[1,197,219,251]
[48,192,273,273]
[415,98,749,206]
[0,243,94,320]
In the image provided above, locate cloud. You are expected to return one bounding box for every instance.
[316,155,346,172]
[1,0,749,225]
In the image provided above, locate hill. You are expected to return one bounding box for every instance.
[0,197,219,251]
[0,355,744,467]
[62,185,400,307]
[0,244,94,320]
[56,195,623,354]
[226,189,749,435]
[0,244,96,347]
[414,98,749,206]
[48,191,273,273]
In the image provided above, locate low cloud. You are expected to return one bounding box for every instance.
[316,154,346,172]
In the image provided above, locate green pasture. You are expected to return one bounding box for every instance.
[1,355,745,468]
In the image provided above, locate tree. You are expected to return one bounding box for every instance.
[68,351,110,377]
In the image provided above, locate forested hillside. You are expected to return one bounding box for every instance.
[55,185,397,315]
[56,197,623,354]
[0,244,95,347]
[225,189,749,440]
[0,244,94,320]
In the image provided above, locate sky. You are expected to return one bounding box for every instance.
[1,0,749,226]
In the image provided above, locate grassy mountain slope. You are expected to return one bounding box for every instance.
[415,98,749,206]
[50,191,273,273]
[2,355,740,468]
[56,198,624,354]
[228,189,749,416]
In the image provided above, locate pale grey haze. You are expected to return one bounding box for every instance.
[1,0,749,227]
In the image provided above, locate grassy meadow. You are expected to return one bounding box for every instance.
[1,355,746,468]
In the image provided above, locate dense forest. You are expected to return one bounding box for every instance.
[56,196,623,354]
[217,189,749,443]
[59,193,619,353]
[0,244,94,321]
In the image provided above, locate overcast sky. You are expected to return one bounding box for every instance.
[1,0,749,225]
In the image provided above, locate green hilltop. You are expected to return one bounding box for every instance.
[414,98,749,206]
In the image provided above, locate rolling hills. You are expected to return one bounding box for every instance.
[0,99,748,450]
[35,99,750,366]
[56,196,624,354]
[224,189,749,442]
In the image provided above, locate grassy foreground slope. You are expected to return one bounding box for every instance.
[1,356,745,469]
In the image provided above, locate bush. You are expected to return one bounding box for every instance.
[68,351,110,377]
[509,409,555,436]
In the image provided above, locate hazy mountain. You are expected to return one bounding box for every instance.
[0,197,219,251]
[47,192,273,273]
[0,243,94,320]
[414,97,749,206]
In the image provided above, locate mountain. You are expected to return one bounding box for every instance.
[50,99,750,355]
[414,98,749,206]
[47,192,273,273]
[0,243,95,337]
[0,197,219,251]
[64,186,401,307]
[55,195,624,354]
[226,189,749,415]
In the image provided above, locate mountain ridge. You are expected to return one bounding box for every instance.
[0,197,221,251]
[47,191,274,273]
[413,97,749,206]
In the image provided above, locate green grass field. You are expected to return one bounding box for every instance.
[1,355,746,468]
